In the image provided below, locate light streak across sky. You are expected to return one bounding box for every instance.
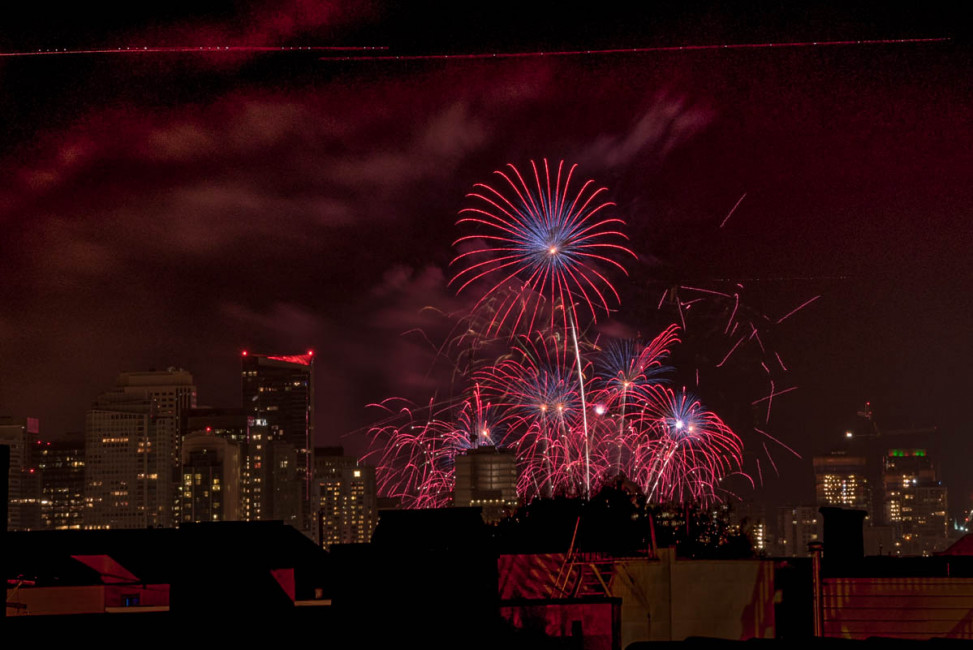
[327,37,949,62]
[0,45,388,58]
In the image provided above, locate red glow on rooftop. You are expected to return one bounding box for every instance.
[266,354,313,366]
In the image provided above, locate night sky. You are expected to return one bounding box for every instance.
[1,2,970,511]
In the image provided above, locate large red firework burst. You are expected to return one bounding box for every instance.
[450,159,635,337]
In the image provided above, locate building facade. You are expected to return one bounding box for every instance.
[180,430,241,523]
[312,447,377,548]
[453,446,519,523]
[37,434,86,530]
[813,451,871,514]
[84,369,196,529]
[0,416,43,531]
[241,352,314,533]
[883,448,948,556]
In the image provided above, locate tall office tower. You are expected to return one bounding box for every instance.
[183,407,249,517]
[242,351,314,533]
[453,446,519,523]
[313,447,377,548]
[813,451,872,514]
[0,416,43,530]
[883,448,948,556]
[37,434,86,529]
[180,430,241,522]
[775,505,823,556]
[84,368,196,529]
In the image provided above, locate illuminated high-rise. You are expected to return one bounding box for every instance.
[180,430,241,522]
[883,448,948,556]
[182,407,249,517]
[84,368,196,529]
[813,451,871,514]
[0,416,42,531]
[241,351,314,534]
[37,434,86,530]
[313,447,376,548]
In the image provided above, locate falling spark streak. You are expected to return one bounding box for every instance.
[681,286,733,298]
[719,193,747,228]
[749,324,766,353]
[765,380,774,422]
[754,427,801,458]
[776,295,821,324]
[752,383,798,422]
[775,352,788,371]
[756,458,763,486]
[329,37,949,62]
[724,293,739,333]
[0,45,387,57]
[751,385,798,404]
[569,311,591,499]
[657,289,668,310]
[715,335,745,367]
[763,442,780,477]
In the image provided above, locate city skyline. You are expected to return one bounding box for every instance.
[1,3,970,510]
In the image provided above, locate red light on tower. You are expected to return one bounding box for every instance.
[307,349,314,357]
[242,350,248,357]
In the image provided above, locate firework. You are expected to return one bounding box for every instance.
[450,159,635,337]
[365,161,757,510]
[589,324,680,474]
[629,386,744,503]
[476,333,589,499]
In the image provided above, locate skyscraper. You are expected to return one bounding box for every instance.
[883,448,948,556]
[180,430,241,523]
[241,351,314,533]
[775,505,823,557]
[37,434,85,530]
[313,447,377,548]
[84,368,196,529]
[0,416,43,531]
[813,451,871,514]
[182,407,249,518]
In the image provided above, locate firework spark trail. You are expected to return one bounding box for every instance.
[719,193,748,228]
[753,427,801,458]
[568,312,592,498]
[725,293,740,334]
[715,335,746,367]
[776,295,821,324]
[749,323,766,353]
[751,384,798,405]
[763,442,780,476]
